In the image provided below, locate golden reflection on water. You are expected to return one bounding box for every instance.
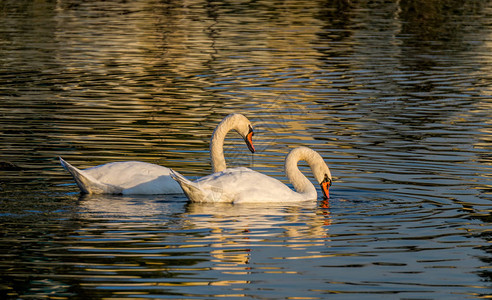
[185,201,330,238]
[1,0,492,298]
[75,195,332,282]
[46,0,333,175]
[184,201,331,271]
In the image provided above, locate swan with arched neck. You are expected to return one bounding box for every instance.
[59,113,255,195]
[171,146,332,203]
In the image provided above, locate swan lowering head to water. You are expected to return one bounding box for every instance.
[171,146,332,203]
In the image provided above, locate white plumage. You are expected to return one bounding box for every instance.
[171,147,332,203]
[60,113,255,195]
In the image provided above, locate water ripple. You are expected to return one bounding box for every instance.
[0,0,491,299]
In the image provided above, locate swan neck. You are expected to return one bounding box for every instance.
[285,150,317,196]
[210,117,234,173]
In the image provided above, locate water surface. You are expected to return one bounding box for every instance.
[0,0,491,299]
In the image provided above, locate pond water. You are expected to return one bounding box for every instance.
[0,0,491,299]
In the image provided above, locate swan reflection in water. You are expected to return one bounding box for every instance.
[184,201,331,238]
[75,194,332,278]
[185,200,332,273]
[76,194,187,219]
[76,194,331,230]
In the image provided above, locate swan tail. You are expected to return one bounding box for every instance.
[170,169,206,202]
[59,157,122,194]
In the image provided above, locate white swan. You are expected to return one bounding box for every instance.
[171,146,332,203]
[60,113,255,195]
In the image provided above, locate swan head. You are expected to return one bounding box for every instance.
[320,174,332,199]
[243,124,255,153]
[227,113,255,153]
[312,160,332,199]
[210,113,256,173]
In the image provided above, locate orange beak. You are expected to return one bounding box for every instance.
[245,127,255,153]
[321,178,331,199]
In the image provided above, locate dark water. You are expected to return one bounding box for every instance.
[1,0,491,299]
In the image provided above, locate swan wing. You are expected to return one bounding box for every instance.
[61,159,182,194]
[87,162,183,194]
[83,161,166,184]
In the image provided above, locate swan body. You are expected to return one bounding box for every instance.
[59,159,181,194]
[171,146,332,203]
[60,113,255,195]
